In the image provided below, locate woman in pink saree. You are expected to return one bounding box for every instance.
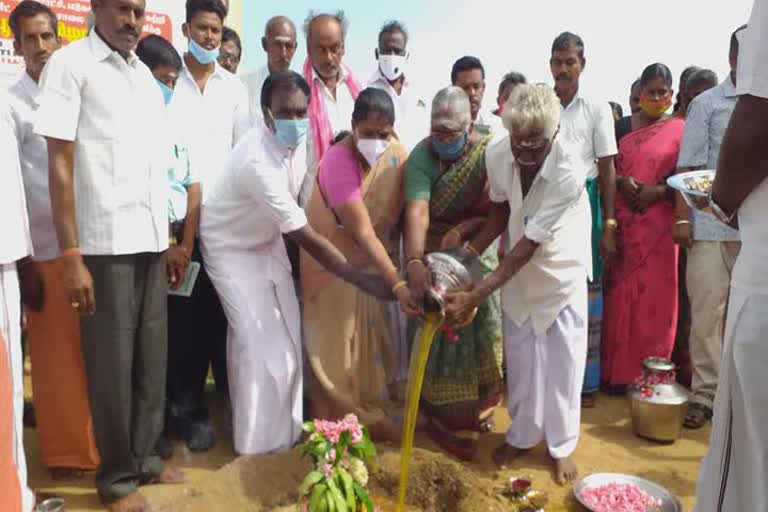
[602,63,685,389]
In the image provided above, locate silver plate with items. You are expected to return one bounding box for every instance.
[573,472,682,512]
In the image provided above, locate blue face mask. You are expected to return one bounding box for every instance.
[156,80,174,105]
[188,38,220,65]
[273,118,309,149]
[432,132,468,161]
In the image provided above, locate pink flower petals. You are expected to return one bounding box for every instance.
[580,483,663,512]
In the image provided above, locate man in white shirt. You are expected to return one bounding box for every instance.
[445,84,590,486]
[8,0,99,478]
[200,71,389,455]
[674,25,746,431]
[34,1,184,510]
[367,20,427,151]
[549,31,618,404]
[451,56,498,139]
[0,95,35,512]
[241,16,298,124]
[302,11,363,177]
[695,1,768,509]
[166,0,249,454]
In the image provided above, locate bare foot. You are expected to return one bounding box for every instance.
[50,467,85,480]
[106,492,149,512]
[151,466,187,485]
[554,456,578,485]
[492,443,527,467]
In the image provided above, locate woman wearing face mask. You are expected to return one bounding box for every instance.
[402,86,503,461]
[301,87,420,442]
[601,63,684,390]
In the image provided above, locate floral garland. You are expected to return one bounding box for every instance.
[299,414,376,512]
[631,369,676,399]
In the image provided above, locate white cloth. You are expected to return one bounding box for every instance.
[33,30,168,256]
[503,301,587,459]
[241,65,270,125]
[367,68,428,151]
[1,264,34,512]
[475,108,506,143]
[558,92,617,181]
[172,60,250,202]
[677,78,740,241]
[8,73,58,261]
[200,122,307,455]
[486,135,591,335]
[0,96,33,265]
[695,3,768,510]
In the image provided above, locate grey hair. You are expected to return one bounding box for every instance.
[304,10,349,41]
[502,84,561,140]
[431,86,471,131]
[686,69,719,91]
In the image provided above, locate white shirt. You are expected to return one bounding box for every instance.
[475,108,506,143]
[487,135,591,335]
[241,65,270,125]
[201,122,308,279]
[0,96,33,265]
[173,60,250,202]
[306,65,357,170]
[367,68,428,151]
[8,72,58,261]
[34,30,168,256]
[732,0,768,293]
[677,77,740,242]
[558,91,617,180]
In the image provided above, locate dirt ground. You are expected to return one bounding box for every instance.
[26,393,710,512]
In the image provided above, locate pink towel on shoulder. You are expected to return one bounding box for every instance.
[303,57,362,162]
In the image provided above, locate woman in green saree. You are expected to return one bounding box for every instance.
[404,86,504,460]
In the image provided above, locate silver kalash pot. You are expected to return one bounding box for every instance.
[422,247,483,316]
[629,357,689,442]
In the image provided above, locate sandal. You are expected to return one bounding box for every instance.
[684,403,713,429]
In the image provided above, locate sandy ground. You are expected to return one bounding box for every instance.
[25,393,710,511]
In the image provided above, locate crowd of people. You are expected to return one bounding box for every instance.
[1,0,767,511]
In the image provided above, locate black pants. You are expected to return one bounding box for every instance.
[80,253,167,502]
[166,235,228,424]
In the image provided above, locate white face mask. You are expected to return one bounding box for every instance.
[378,54,407,81]
[357,138,390,166]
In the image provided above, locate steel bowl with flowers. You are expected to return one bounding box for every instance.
[299,414,377,512]
[666,170,714,210]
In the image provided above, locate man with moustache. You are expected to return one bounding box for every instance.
[34,0,185,509]
[549,31,618,406]
[241,16,298,123]
[8,0,99,480]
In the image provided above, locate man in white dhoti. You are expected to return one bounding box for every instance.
[695,1,768,510]
[444,83,591,485]
[200,71,390,455]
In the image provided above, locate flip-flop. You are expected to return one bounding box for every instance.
[684,403,712,429]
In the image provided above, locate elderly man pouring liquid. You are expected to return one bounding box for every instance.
[444,83,591,485]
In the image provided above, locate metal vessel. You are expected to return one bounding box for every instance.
[422,247,482,316]
[574,472,682,512]
[629,358,689,442]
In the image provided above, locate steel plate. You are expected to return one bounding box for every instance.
[573,473,682,512]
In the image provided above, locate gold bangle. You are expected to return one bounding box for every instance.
[391,280,408,294]
[604,218,618,229]
[169,236,178,246]
[406,257,424,269]
[465,243,480,258]
[449,228,462,239]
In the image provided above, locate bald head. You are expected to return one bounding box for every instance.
[304,11,347,81]
[262,15,297,73]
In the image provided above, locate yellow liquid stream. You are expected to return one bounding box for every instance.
[396,313,443,512]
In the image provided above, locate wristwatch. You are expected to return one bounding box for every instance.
[707,189,737,225]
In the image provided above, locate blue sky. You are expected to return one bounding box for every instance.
[240,1,755,114]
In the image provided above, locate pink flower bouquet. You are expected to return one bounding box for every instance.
[299,414,377,512]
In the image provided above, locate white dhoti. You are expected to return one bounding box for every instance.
[1,263,34,511]
[503,303,587,459]
[695,286,768,512]
[202,247,302,456]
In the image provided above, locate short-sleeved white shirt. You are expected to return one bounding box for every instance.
[200,122,308,278]
[172,60,250,202]
[487,135,591,335]
[8,72,58,261]
[0,95,33,265]
[241,65,271,125]
[558,92,618,181]
[34,30,168,256]
[367,68,429,151]
[732,0,768,293]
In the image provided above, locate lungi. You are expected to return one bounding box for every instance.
[503,302,588,459]
[583,177,602,395]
